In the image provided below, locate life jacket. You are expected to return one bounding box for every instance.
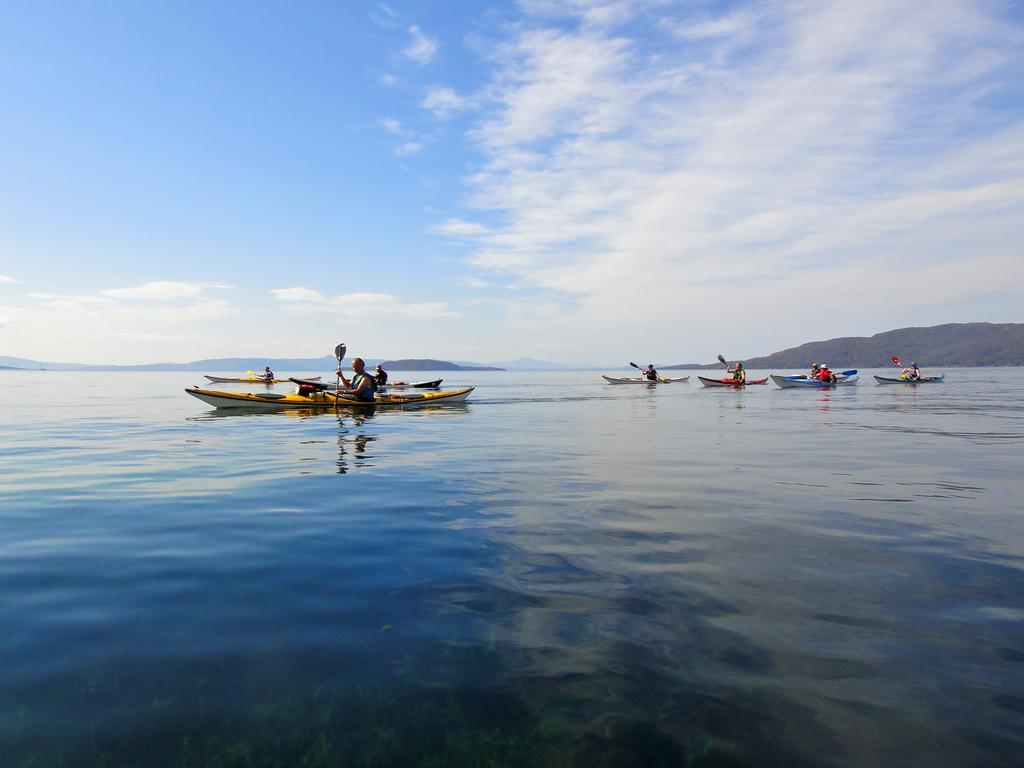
[352,372,377,401]
[644,369,658,380]
[733,368,745,382]
[816,369,832,381]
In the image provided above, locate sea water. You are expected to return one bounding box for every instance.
[1,369,1022,766]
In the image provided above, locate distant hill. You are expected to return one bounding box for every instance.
[377,359,502,371]
[470,357,603,371]
[0,354,504,372]
[663,323,1024,369]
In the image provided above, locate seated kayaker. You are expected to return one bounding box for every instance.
[262,366,274,381]
[727,361,746,383]
[808,362,820,379]
[816,363,837,383]
[642,364,659,381]
[336,357,378,401]
[374,364,388,386]
[900,362,922,381]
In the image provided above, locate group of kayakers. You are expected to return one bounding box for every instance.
[255,359,391,400]
[642,359,927,385]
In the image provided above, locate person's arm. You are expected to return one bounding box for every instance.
[336,369,352,387]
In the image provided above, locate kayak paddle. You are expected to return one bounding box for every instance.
[891,355,902,366]
[334,342,346,395]
[717,354,728,367]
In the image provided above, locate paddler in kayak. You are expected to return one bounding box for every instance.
[900,361,922,381]
[262,366,275,381]
[373,363,388,386]
[642,364,659,381]
[336,357,378,402]
[808,362,821,379]
[816,363,837,384]
[727,361,746,383]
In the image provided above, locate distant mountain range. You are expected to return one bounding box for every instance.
[0,355,503,372]
[663,323,1024,369]
[2,323,1021,371]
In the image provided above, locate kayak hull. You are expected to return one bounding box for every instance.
[186,386,474,409]
[602,375,690,384]
[380,379,443,389]
[698,376,768,387]
[771,374,859,388]
[874,375,945,384]
[204,375,321,384]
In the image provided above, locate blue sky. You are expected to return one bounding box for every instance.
[1,0,1022,365]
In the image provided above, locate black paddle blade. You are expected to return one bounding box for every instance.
[717,354,727,365]
[335,343,347,361]
[629,361,640,369]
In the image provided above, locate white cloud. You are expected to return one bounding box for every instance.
[430,0,1024,359]
[380,117,408,136]
[370,3,398,28]
[432,218,493,238]
[421,86,466,117]
[404,25,438,65]
[102,281,206,301]
[394,141,424,157]
[272,287,459,319]
[456,276,490,289]
[0,275,17,285]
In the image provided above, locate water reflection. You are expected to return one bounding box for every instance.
[334,412,377,474]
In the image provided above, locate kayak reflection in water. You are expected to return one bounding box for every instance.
[262,366,274,381]
[374,364,388,386]
[336,357,378,401]
[642,364,659,381]
[727,361,746,383]
[900,361,922,381]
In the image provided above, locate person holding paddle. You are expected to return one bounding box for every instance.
[262,366,275,381]
[642,364,659,381]
[335,357,378,402]
[727,361,746,383]
[373,364,388,386]
[900,361,922,381]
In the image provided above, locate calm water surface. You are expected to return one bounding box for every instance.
[1,369,1022,766]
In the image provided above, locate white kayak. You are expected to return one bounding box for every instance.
[602,375,690,384]
[204,375,321,384]
[771,374,859,388]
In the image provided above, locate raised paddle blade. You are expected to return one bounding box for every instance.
[717,354,727,366]
[891,355,902,366]
[629,361,641,369]
[335,343,347,361]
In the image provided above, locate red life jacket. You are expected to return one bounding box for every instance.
[816,369,832,381]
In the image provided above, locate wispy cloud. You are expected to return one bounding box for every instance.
[421,86,467,118]
[430,0,1024,355]
[272,287,458,319]
[370,3,398,28]
[404,25,438,65]
[101,281,233,301]
[394,141,424,157]
[0,275,18,285]
[432,218,493,238]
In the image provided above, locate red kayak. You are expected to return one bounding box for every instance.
[698,376,769,387]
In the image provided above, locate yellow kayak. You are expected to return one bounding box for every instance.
[185,386,474,409]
